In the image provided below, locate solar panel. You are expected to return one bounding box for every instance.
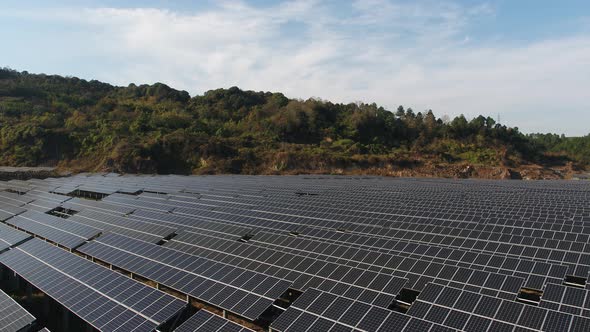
[76,184,118,195]
[51,184,79,195]
[0,204,25,222]
[103,194,177,212]
[5,210,101,249]
[0,238,186,332]
[68,209,175,244]
[540,283,590,316]
[21,191,70,203]
[23,199,63,213]
[0,222,31,252]
[60,197,136,215]
[0,191,34,206]
[174,310,254,332]
[131,209,254,238]
[0,289,36,332]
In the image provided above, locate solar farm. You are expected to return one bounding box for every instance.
[0,174,589,332]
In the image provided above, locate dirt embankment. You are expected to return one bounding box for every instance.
[46,154,587,180]
[327,164,574,180]
[233,162,582,180]
[0,166,70,180]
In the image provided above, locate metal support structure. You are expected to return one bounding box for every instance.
[11,271,20,291]
[62,308,70,332]
[25,283,32,305]
[42,295,50,317]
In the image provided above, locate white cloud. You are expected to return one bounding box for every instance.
[2,1,589,135]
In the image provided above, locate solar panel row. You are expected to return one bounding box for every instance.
[540,283,590,316]
[0,238,186,332]
[0,289,35,332]
[6,210,101,249]
[271,288,455,332]
[406,282,590,331]
[61,197,136,215]
[77,233,291,321]
[165,230,407,307]
[174,310,254,332]
[68,209,175,244]
[0,222,31,252]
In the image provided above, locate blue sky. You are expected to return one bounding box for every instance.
[1,0,589,135]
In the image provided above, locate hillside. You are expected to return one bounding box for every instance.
[0,68,587,179]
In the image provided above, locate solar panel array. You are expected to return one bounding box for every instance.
[0,174,588,332]
[0,238,186,332]
[0,289,35,332]
[271,288,455,332]
[164,229,407,307]
[406,282,590,331]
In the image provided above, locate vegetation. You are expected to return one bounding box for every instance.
[527,133,590,165]
[0,68,587,175]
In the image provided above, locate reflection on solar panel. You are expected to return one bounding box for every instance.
[0,238,186,332]
[0,174,589,331]
[0,223,31,252]
[5,210,101,249]
[174,310,255,332]
[0,289,35,332]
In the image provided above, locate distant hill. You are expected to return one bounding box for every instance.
[0,68,587,179]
